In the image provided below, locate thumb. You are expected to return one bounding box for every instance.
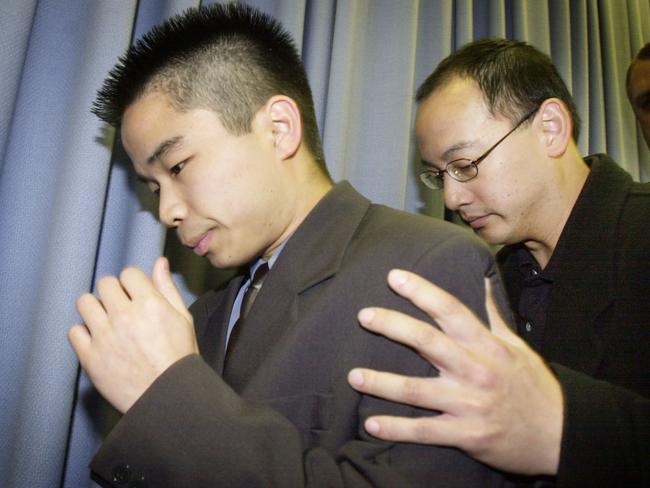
[152,257,187,313]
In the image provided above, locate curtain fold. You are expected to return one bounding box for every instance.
[0,0,38,172]
[0,1,648,486]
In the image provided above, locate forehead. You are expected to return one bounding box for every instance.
[120,91,222,167]
[415,78,494,157]
[416,78,488,125]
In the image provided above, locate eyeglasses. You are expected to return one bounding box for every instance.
[419,108,539,190]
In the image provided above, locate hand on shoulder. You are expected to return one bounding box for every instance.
[348,270,564,475]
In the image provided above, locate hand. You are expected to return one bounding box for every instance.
[68,257,199,414]
[347,270,563,475]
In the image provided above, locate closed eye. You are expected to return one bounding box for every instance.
[422,160,443,175]
[136,174,160,196]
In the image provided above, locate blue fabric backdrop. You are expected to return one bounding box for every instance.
[1,1,648,486]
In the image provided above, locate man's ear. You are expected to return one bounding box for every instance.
[536,98,572,157]
[262,95,302,160]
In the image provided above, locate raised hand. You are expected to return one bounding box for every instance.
[69,257,199,413]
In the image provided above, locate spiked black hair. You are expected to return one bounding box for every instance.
[93,3,326,166]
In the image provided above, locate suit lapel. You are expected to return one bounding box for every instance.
[222,182,371,393]
[543,155,631,375]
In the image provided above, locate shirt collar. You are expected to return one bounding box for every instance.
[512,245,558,286]
[248,237,290,277]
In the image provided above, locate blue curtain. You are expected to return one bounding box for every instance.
[1,1,648,486]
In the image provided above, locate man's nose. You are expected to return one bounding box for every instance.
[443,178,473,212]
[158,186,186,227]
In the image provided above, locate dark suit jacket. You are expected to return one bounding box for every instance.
[497,154,650,487]
[90,182,510,487]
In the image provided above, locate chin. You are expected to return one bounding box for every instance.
[475,228,508,247]
[207,252,253,270]
[206,253,235,270]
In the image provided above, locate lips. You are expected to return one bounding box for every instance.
[184,231,213,257]
[463,214,490,229]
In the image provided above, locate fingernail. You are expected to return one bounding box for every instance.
[358,308,375,324]
[348,369,365,388]
[388,269,408,287]
[365,418,380,434]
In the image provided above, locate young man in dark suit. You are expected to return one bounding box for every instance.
[349,39,650,487]
[68,6,511,487]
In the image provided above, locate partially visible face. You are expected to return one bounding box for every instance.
[415,77,549,246]
[628,58,650,149]
[121,91,296,268]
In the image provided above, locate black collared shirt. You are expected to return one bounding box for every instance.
[509,245,561,353]
[498,157,596,353]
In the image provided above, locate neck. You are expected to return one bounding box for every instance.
[524,148,589,268]
[263,158,333,260]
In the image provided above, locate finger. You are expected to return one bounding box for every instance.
[96,275,131,316]
[76,293,110,334]
[484,278,521,346]
[68,324,92,361]
[364,414,461,448]
[151,257,187,313]
[357,307,475,375]
[386,269,491,345]
[119,265,157,301]
[348,368,458,412]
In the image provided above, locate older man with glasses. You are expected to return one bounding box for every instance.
[349,39,650,487]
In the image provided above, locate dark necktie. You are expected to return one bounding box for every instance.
[224,262,269,368]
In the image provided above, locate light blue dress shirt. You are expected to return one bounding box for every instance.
[225,240,288,349]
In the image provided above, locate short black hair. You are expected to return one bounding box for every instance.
[417,38,581,142]
[93,3,327,169]
[626,42,650,98]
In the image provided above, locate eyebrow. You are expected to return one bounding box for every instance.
[133,135,185,184]
[146,135,184,165]
[440,140,475,161]
[421,159,438,169]
[422,139,477,170]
